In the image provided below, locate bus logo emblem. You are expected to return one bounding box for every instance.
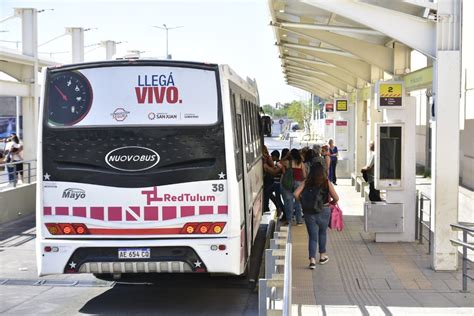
[105,146,160,172]
[62,188,86,200]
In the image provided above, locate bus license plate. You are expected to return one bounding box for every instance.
[118,248,151,259]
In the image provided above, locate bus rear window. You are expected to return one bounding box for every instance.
[45,66,219,127]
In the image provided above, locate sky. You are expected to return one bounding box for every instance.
[0,0,311,106]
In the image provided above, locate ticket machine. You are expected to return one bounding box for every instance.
[364,81,416,242]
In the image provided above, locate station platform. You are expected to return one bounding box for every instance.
[290,179,474,315]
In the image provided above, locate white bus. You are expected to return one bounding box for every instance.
[36,60,264,278]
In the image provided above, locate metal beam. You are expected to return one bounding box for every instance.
[283,44,372,81]
[283,56,358,87]
[277,21,382,36]
[285,71,340,94]
[0,80,31,97]
[285,59,357,88]
[281,42,356,59]
[285,65,352,91]
[285,76,335,96]
[281,26,394,72]
[287,81,331,99]
[301,0,436,58]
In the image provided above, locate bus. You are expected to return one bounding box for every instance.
[36,60,264,278]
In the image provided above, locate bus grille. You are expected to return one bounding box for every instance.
[78,261,193,273]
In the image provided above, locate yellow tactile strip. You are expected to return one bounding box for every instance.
[291,225,317,306]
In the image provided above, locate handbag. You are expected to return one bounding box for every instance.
[329,203,344,231]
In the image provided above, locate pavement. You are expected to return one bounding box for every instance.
[289,179,474,315]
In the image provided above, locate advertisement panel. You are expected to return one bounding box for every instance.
[324,102,334,113]
[46,66,218,127]
[324,119,334,140]
[334,120,349,151]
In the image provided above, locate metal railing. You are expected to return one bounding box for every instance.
[0,159,37,189]
[450,222,474,292]
[416,191,432,254]
[259,225,292,316]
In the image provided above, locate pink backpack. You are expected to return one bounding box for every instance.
[330,204,344,231]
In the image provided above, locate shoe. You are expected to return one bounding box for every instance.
[296,221,304,226]
[319,257,329,265]
[309,262,316,270]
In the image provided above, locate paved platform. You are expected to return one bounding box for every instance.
[290,179,474,315]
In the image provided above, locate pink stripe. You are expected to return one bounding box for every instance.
[91,207,104,220]
[162,206,177,220]
[199,206,213,215]
[108,207,122,221]
[73,207,86,217]
[55,207,69,216]
[144,206,159,221]
[126,206,140,221]
[44,207,52,216]
[218,205,228,214]
[181,206,195,217]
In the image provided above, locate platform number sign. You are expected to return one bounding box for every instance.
[377,81,404,109]
[335,99,348,112]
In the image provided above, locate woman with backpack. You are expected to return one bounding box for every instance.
[294,162,339,269]
[279,148,306,225]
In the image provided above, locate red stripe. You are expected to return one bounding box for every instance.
[88,227,182,235]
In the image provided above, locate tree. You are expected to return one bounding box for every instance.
[261,104,274,116]
[286,100,312,132]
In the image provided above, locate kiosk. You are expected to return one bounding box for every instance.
[364,81,416,242]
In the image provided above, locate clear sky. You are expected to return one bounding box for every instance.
[0,0,310,106]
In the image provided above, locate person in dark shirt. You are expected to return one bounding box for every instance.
[328,139,338,185]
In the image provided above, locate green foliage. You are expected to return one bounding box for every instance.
[261,104,274,116]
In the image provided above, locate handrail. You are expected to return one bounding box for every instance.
[259,224,292,316]
[0,159,37,188]
[416,191,432,254]
[282,229,292,316]
[450,222,474,292]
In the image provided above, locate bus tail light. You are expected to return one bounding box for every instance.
[181,222,226,234]
[197,223,212,234]
[209,222,226,234]
[45,223,61,235]
[72,223,89,235]
[58,223,76,235]
[181,223,199,234]
[45,223,90,235]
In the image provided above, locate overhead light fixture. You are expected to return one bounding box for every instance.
[282,34,287,37]
[279,9,285,13]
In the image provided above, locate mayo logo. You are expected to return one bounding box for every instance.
[62,188,86,200]
[105,146,160,172]
[135,72,183,105]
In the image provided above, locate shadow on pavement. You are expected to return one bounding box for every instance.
[79,274,258,315]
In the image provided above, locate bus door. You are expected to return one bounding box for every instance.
[231,92,249,262]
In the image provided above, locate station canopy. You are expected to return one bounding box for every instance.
[268,0,437,100]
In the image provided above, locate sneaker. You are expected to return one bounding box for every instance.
[319,257,329,265]
[309,262,316,270]
[296,222,304,226]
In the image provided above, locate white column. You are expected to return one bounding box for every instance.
[67,27,84,63]
[354,79,367,173]
[431,0,461,271]
[19,8,38,163]
[102,40,116,60]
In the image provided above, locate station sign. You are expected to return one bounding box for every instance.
[325,102,334,113]
[376,81,404,109]
[335,99,348,112]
